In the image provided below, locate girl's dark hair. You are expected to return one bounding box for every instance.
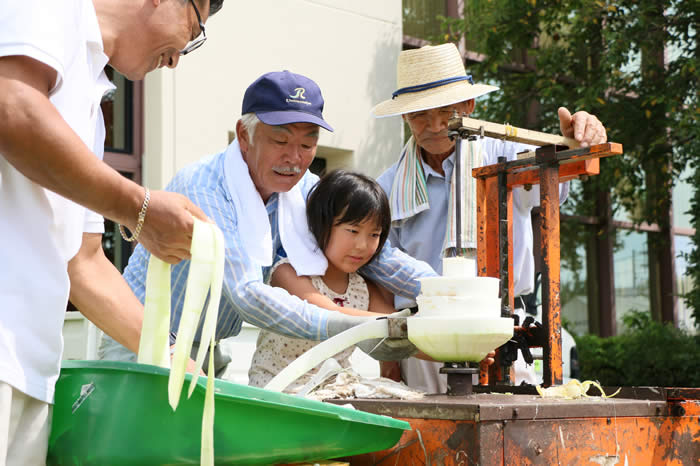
[306,169,391,265]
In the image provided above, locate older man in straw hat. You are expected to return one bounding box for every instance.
[373,43,607,394]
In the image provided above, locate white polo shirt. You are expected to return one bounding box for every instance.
[0,0,112,403]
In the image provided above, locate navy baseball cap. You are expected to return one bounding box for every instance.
[242,71,334,132]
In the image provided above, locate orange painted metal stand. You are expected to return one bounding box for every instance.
[473,142,623,387]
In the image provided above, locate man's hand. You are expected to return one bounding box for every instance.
[356,336,418,361]
[170,344,206,376]
[186,357,206,376]
[558,107,607,147]
[135,190,211,264]
[481,351,496,367]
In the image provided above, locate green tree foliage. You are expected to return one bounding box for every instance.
[443,0,699,325]
[576,311,700,386]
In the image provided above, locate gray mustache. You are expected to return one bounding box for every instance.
[273,166,301,174]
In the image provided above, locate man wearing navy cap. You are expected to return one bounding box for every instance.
[99,71,437,373]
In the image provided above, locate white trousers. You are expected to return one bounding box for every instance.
[0,382,51,466]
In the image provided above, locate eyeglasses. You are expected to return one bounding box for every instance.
[405,106,460,125]
[180,0,206,56]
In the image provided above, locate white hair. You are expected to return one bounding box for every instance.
[240,113,260,142]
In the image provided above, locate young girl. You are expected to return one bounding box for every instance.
[248,169,396,391]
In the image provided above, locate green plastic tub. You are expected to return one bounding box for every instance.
[47,360,410,465]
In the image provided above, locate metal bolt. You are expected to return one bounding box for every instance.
[606,418,611,425]
[671,405,686,417]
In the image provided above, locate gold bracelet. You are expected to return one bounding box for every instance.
[119,187,150,242]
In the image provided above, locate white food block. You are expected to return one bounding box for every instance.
[442,256,477,278]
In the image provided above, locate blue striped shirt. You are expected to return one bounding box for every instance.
[123,147,437,342]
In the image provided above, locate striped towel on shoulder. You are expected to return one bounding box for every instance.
[388,137,429,223]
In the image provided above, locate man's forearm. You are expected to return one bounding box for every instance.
[68,234,143,354]
[231,279,331,341]
[362,244,438,300]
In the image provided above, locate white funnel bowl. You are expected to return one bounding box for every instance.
[419,276,500,297]
[407,316,513,362]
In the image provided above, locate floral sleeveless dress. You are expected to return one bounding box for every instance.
[248,258,370,392]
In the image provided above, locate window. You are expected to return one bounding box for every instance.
[102,67,143,184]
[101,72,143,272]
[560,237,589,337]
[613,230,651,330]
[103,68,133,153]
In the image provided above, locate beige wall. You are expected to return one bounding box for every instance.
[143,0,404,190]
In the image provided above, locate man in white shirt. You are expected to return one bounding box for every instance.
[0,1,224,463]
[372,43,607,394]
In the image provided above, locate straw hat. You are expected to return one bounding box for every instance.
[372,43,498,118]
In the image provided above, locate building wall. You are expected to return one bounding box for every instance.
[142,0,404,190]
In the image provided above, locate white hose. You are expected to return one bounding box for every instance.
[265,319,389,393]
